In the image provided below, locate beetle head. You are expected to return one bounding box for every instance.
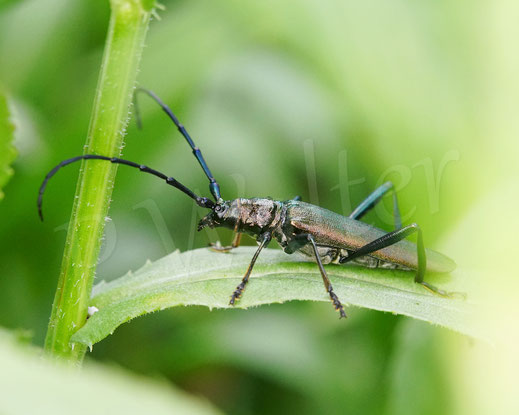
[197,200,231,231]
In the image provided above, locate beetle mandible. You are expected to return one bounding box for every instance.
[38,88,456,318]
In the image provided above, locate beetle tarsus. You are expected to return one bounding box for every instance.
[211,231,242,253]
[420,281,466,300]
[328,285,347,318]
[230,282,246,305]
[210,242,234,253]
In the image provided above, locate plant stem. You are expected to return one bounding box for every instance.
[44,0,155,362]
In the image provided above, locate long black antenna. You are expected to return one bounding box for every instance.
[133,87,222,201]
[37,154,215,221]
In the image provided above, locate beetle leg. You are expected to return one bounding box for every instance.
[340,223,450,296]
[349,181,402,230]
[211,216,242,252]
[211,232,242,253]
[286,234,346,318]
[229,232,272,305]
[306,235,347,318]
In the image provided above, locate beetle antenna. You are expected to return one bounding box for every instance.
[133,87,222,201]
[37,154,215,221]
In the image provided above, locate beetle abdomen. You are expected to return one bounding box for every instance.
[282,201,456,273]
[296,244,413,270]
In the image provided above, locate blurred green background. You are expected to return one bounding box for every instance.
[1,0,518,414]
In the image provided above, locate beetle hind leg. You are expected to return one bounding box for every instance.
[350,181,402,230]
[341,223,460,298]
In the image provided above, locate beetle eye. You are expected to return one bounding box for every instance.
[215,205,222,212]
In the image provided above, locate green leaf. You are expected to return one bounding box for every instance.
[0,90,16,201]
[72,247,479,347]
[0,329,222,415]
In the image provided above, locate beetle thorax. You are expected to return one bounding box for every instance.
[198,198,282,236]
[232,198,281,233]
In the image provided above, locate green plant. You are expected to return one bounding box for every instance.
[44,0,156,362]
[0,88,16,201]
[0,329,222,415]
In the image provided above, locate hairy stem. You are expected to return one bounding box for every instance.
[44,0,155,362]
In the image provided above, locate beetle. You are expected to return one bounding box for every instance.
[38,88,456,318]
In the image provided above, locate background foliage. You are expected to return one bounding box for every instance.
[0,0,517,414]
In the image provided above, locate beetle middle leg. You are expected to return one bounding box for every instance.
[350,181,402,230]
[229,232,272,305]
[285,234,346,318]
[340,224,451,297]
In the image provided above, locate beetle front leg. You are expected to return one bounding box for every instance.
[211,218,242,253]
[211,232,242,253]
[286,234,346,318]
[229,232,272,305]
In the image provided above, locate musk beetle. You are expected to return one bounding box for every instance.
[38,88,456,318]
